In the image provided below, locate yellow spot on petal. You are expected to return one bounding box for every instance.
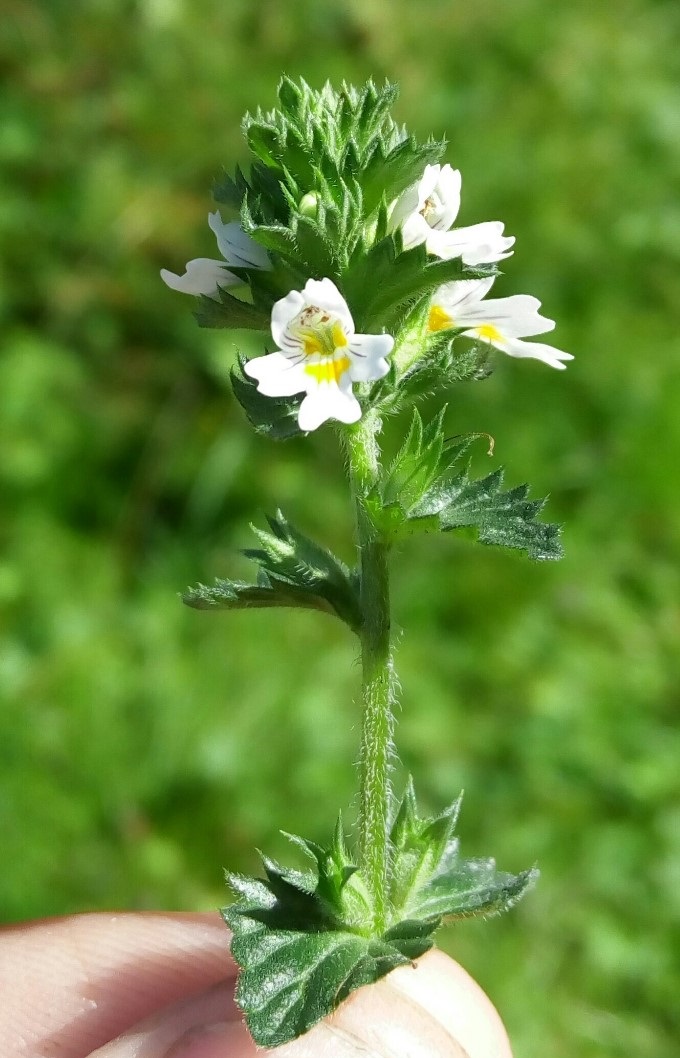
[475,323,503,342]
[302,334,322,355]
[331,321,348,348]
[305,356,351,385]
[428,305,453,332]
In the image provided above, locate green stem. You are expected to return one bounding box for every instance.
[345,410,395,935]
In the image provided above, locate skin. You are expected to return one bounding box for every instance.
[0,912,513,1058]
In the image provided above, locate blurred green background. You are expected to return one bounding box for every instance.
[2,1,679,1055]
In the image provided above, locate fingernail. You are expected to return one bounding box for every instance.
[164,1022,242,1058]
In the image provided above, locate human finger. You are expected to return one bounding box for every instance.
[275,949,512,1058]
[0,911,235,1058]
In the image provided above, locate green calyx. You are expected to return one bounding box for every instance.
[223,780,537,1047]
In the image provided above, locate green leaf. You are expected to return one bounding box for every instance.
[369,417,563,561]
[183,510,362,633]
[380,407,447,510]
[395,330,494,401]
[414,462,564,561]
[212,164,250,209]
[224,912,421,1048]
[222,816,431,1048]
[194,288,269,331]
[222,781,537,1046]
[230,357,301,441]
[388,779,538,924]
[404,860,539,922]
[361,136,444,215]
[344,236,495,331]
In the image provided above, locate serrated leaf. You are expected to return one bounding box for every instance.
[230,357,302,440]
[222,782,537,1046]
[404,861,539,922]
[222,825,430,1048]
[413,461,563,561]
[224,915,419,1048]
[183,510,362,632]
[379,407,447,510]
[194,288,269,331]
[344,237,496,331]
[361,137,444,215]
[370,419,562,560]
[387,779,538,926]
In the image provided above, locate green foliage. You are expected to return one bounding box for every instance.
[194,287,269,331]
[184,511,362,633]
[368,410,562,560]
[239,77,445,272]
[389,779,537,922]
[206,76,494,346]
[224,783,535,1045]
[230,358,302,440]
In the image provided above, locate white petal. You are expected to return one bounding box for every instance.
[244,351,307,396]
[431,165,462,230]
[297,385,361,431]
[301,278,354,333]
[348,333,394,382]
[493,336,574,370]
[417,164,441,203]
[389,165,441,235]
[389,184,422,232]
[208,212,270,269]
[400,212,430,251]
[160,258,237,297]
[427,222,514,265]
[433,277,496,316]
[471,295,555,338]
[271,289,306,348]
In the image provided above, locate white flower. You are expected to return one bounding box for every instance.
[390,164,515,267]
[428,277,573,370]
[160,211,270,297]
[244,278,394,432]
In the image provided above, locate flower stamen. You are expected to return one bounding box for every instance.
[291,306,349,357]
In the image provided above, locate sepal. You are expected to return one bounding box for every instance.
[183,510,362,633]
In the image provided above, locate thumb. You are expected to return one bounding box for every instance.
[86,948,511,1058]
[276,949,513,1058]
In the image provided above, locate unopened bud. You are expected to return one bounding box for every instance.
[299,192,319,217]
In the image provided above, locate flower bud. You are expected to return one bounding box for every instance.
[298,192,319,217]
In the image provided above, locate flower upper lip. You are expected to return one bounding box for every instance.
[160,211,270,298]
[390,163,515,267]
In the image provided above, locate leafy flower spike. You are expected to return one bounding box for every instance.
[170,78,571,1048]
[391,163,515,266]
[244,278,394,432]
[160,210,270,297]
[429,277,574,370]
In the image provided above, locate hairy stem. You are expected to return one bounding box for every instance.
[345,410,395,934]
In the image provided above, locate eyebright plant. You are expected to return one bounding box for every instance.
[164,78,571,1049]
